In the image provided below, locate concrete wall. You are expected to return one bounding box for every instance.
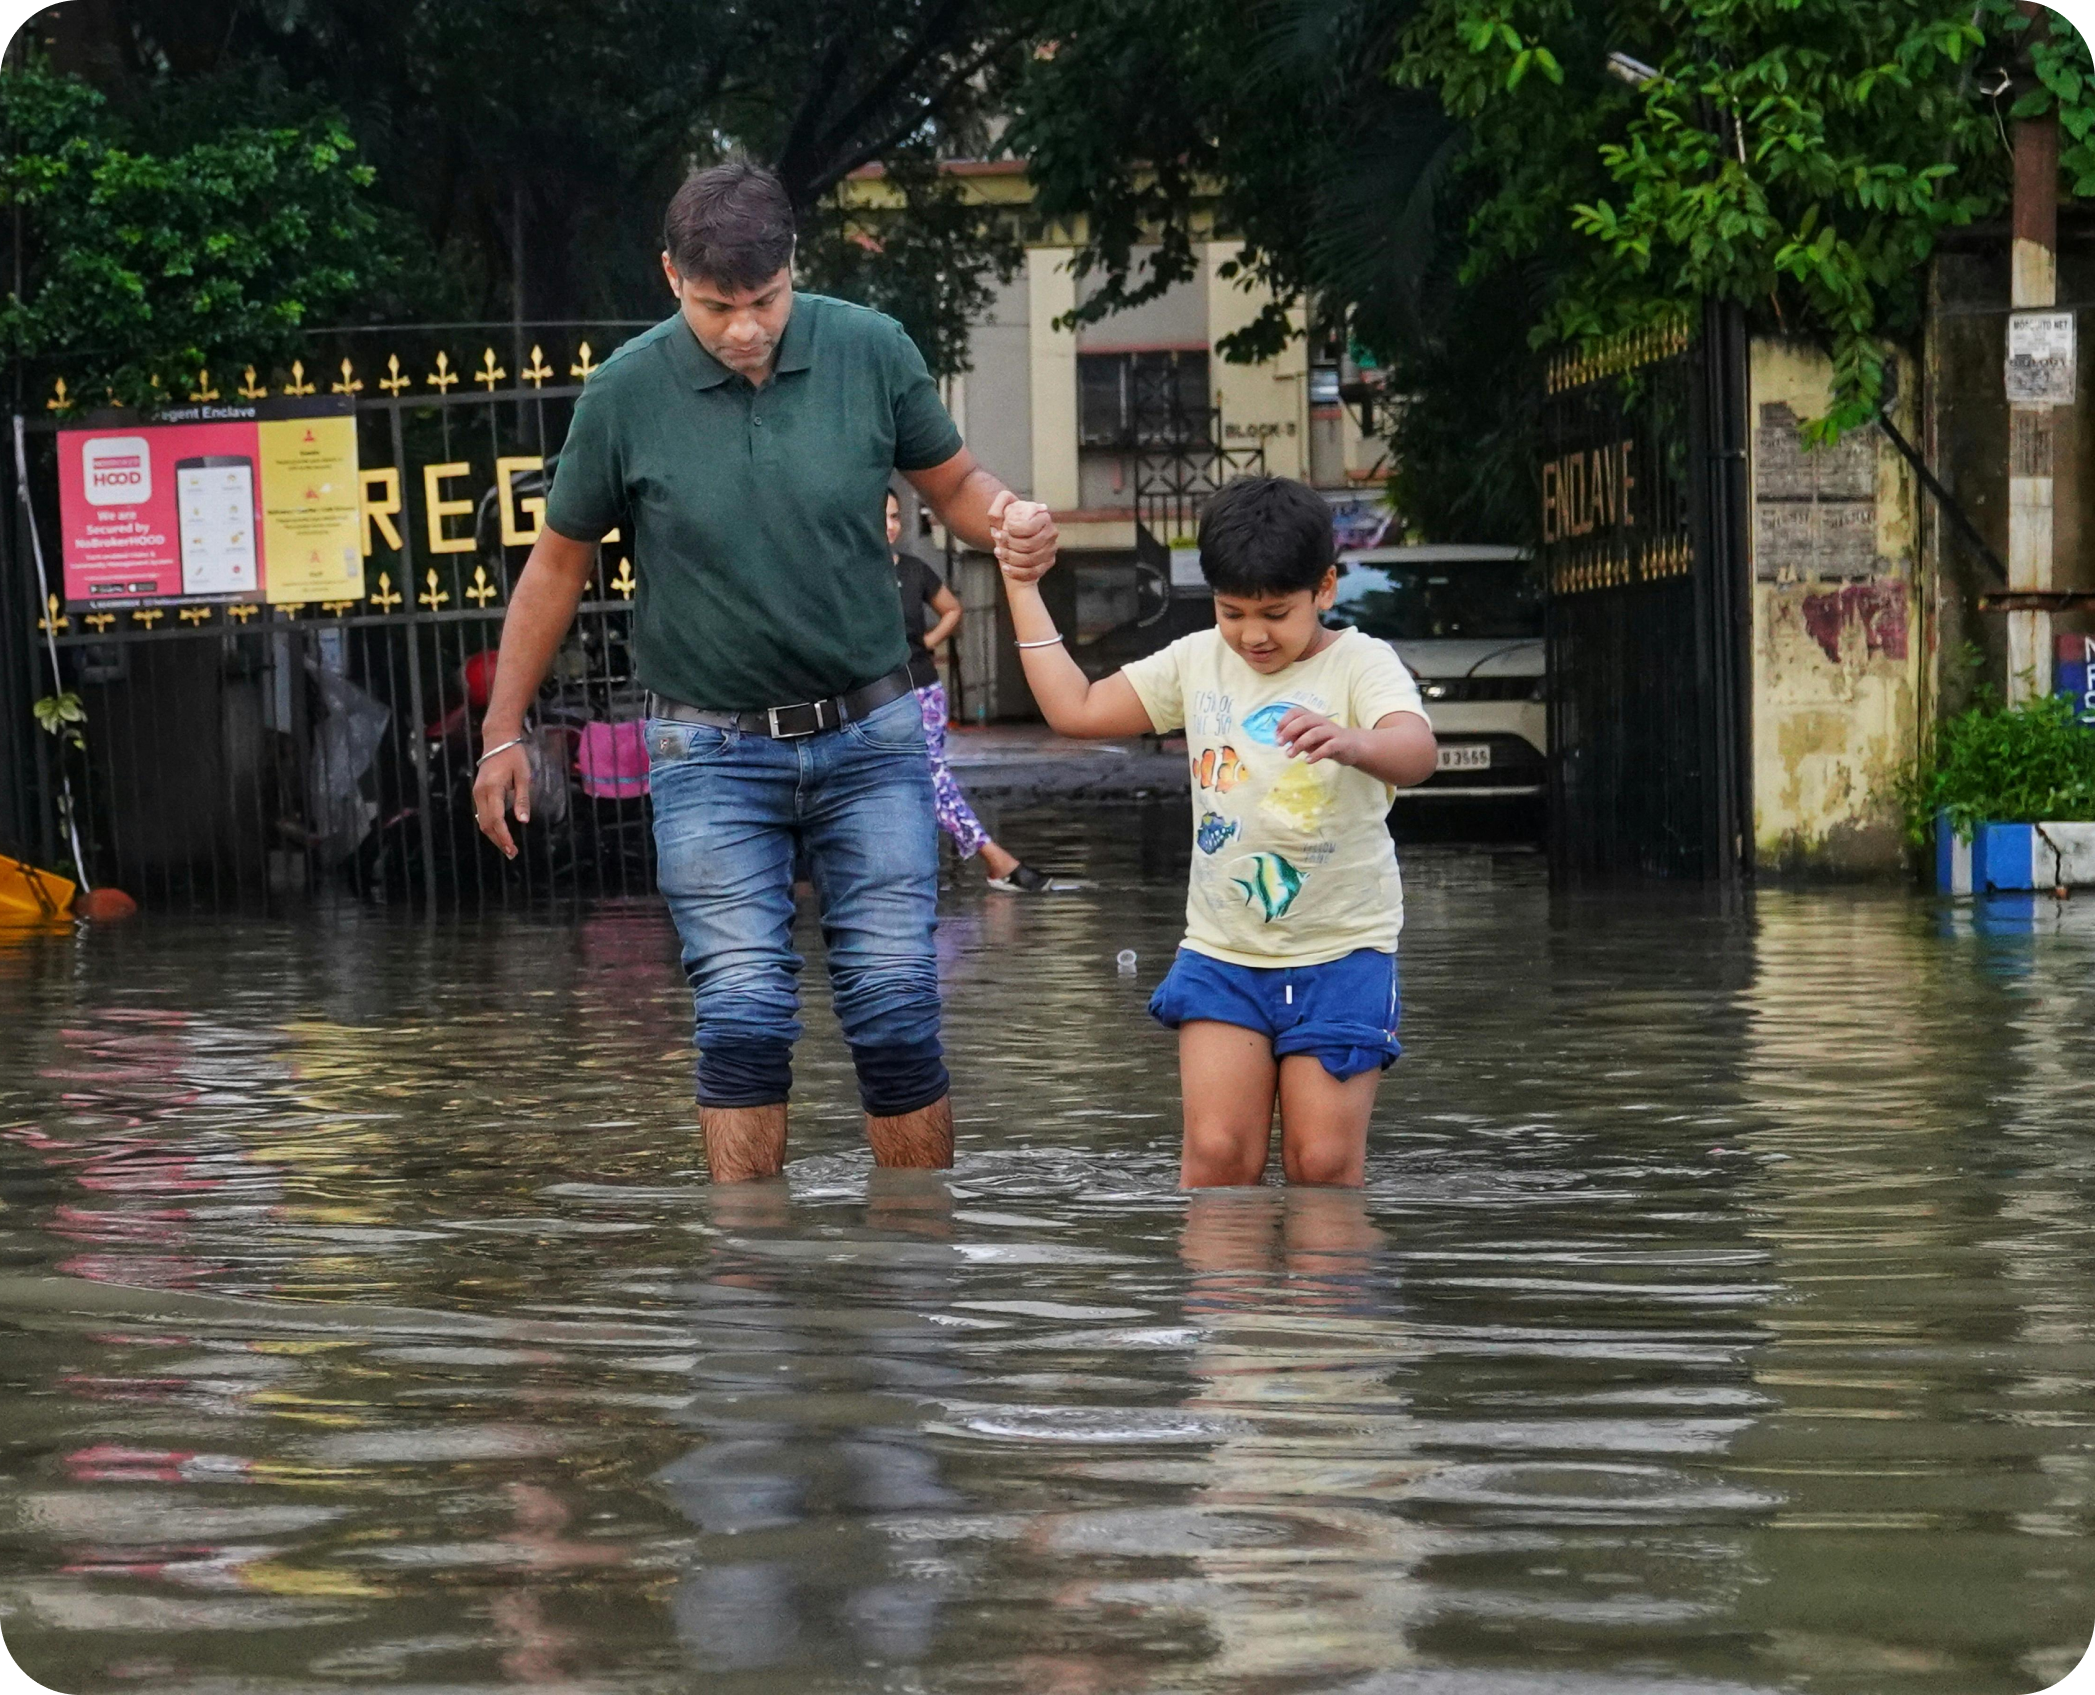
[959,271,1033,500]
[1205,245,1309,480]
[1027,248,1081,512]
[1749,341,1924,875]
[1074,247,1207,349]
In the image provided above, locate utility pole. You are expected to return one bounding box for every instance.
[2007,0,2062,704]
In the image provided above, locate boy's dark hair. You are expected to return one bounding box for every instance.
[663,161,796,291]
[1196,475,1336,597]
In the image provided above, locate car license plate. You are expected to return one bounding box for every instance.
[1437,743,1492,772]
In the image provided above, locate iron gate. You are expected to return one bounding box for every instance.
[1541,303,1751,883]
[3,326,659,912]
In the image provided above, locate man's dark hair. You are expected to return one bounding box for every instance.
[1196,475,1335,597]
[663,161,796,291]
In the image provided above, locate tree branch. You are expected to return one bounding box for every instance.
[799,27,1025,201]
[791,0,979,192]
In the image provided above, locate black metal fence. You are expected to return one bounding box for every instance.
[1540,305,1751,884]
[1109,421,1266,658]
[2,334,1273,912]
[3,326,657,912]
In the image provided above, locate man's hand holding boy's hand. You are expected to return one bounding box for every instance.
[1276,707,1360,767]
[989,490,1057,584]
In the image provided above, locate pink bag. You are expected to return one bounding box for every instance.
[576,720,650,799]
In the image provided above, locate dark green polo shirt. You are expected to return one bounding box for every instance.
[544,294,963,710]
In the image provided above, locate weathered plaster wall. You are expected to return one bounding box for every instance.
[1750,341,1924,875]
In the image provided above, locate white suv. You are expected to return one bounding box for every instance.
[1330,544,1545,800]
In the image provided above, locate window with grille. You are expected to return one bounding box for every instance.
[1077,351,1212,449]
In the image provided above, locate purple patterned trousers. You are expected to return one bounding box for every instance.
[916,681,990,858]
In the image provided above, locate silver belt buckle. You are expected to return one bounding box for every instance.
[767,700,823,739]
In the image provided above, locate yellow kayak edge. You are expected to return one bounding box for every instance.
[1,858,77,921]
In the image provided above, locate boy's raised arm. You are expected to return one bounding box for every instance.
[1002,577,1156,739]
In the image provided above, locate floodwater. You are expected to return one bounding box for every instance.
[0,808,2091,1695]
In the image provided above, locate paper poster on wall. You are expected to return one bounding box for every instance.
[58,396,362,606]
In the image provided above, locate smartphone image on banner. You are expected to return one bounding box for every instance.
[176,456,258,596]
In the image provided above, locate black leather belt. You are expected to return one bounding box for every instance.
[645,664,915,740]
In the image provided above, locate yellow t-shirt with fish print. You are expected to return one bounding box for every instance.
[1121,626,1429,968]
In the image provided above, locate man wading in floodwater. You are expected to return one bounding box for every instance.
[472,161,1057,1181]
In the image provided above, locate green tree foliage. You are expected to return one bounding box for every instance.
[1011,0,2095,537]
[0,62,385,410]
[1010,0,1459,362]
[2003,4,2095,195]
[1397,0,2095,439]
[34,0,1035,373]
[1008,0,1543,539]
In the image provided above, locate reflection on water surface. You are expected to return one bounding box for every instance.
[0,810,2090,1694]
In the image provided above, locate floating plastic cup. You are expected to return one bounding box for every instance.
[1115,949,1138,975]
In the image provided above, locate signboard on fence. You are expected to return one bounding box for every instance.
[57,396,362,607]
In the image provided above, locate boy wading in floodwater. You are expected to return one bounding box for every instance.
[995,476,1437,1188]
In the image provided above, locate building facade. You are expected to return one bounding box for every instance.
[845,162,1387,720]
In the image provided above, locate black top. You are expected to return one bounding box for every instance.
[894,550,946,687]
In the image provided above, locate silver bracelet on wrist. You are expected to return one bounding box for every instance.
[1016,634,1064,650]
[476,735,527,768]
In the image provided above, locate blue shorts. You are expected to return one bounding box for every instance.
[1147,947,1401,1081]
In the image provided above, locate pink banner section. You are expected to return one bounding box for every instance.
[55,397,358,607]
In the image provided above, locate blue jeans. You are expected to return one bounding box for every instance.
[646,691,948,1117]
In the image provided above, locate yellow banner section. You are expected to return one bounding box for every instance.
[258,415,362,604]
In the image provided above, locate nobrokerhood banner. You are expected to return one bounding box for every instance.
[57,395,362,607]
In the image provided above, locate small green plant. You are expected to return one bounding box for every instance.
[32,690,85,750]
[1900,691,2095,847]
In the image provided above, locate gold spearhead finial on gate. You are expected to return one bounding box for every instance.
[331,358,363,396]
[83,612,116,633]
[466,564,498,607]
[227,603,259,623]
[523,344,554,387]
[476,348,507,391]
[238,366,268,400]
[570,342,598,381]
[321,600,356,617]
[179,606,213,626]
[379,354,411,396]
[189,369,220,402]
[284,360,316,397]
[610,557,636,599]
[418,567,451,610]
[132,608,164,629]
[38,594,68,633]
[45,377,69,412]
[370,572,402,611]
[277,603,308,618]
[428,351,458,393]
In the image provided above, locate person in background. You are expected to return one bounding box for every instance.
[887,490,1056,894]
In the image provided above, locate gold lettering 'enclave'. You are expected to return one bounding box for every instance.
[1540,439,1638,542]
